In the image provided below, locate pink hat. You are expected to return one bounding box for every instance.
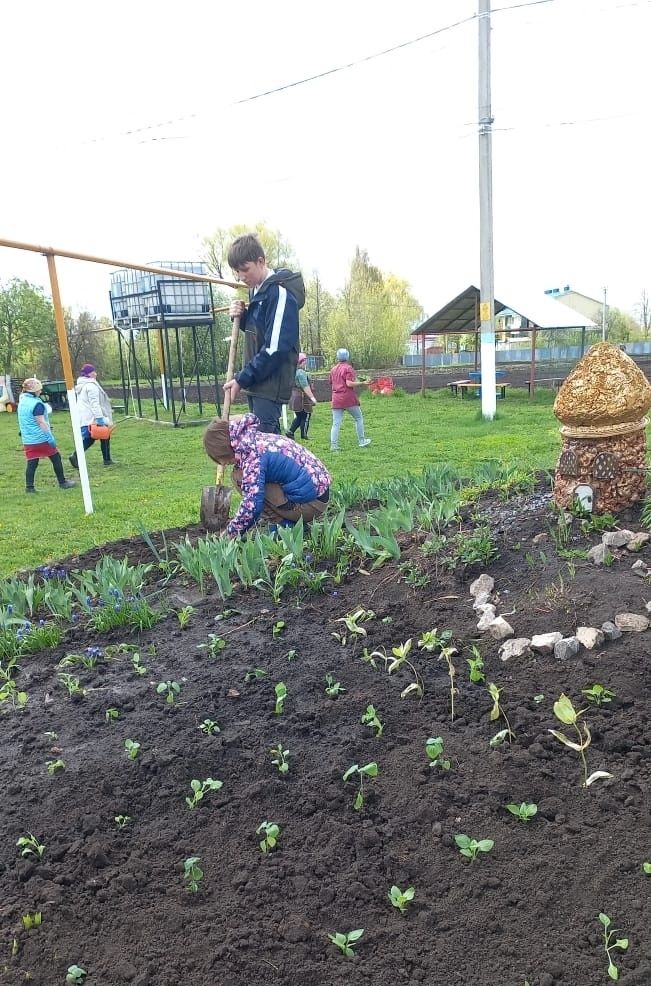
[298,352,307,365]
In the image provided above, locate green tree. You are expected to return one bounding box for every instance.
[0,279,55,380]
[301,272,336,356]
[202,222,298,277]
[605,306,640,343]
[324,248,422,368]
[634,289,650,339]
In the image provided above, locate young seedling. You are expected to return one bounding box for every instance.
[324,672,346,698]
[487,682,515,743]
[274,681,287,714]
[185,777,223,809]
[270,743,290,774]
[642,861,651,874]
[343,762,378,811]
[549,693,613,788]
[388,884,415,914]
[361,704,384,737]
[183,856,204,893]
[328,929,364,958]
[272,620,286,639]
[177,605,194,629]
[16,833,45,859]
[466,645,485,684]
[44,730,58,740]
[454,833,494,861]
[105,707,120,723]
[244,667,267,682]
[257,820,281,853]
[57,673,85,698]
[199,718,220,735]
[46,759,65,775]
[505,801,538,823]
[582,683,616,707]
[21,912,42,930]
[285,648,298,662]
[66,966,87,984]
[124,739,141,761]
[386,638,423,699]
[114,815,131,829]
[425,736,451,770]
[156,680,182,704]
[131,652,148,676]
[417,627,453,653]
[333,608,375,646]
[197,633,226,657]
[598,912,628,981]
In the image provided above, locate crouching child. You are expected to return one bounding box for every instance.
[203,412,331,537]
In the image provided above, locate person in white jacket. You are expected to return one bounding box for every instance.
[69,364,115,468]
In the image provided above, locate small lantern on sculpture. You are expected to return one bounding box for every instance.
[553,343,651,514]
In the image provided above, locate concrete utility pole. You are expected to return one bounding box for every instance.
[602,286,608,341]
[478,0,496,420]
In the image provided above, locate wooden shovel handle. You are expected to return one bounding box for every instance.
[222,314,241,422]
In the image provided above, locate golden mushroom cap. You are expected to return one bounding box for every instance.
[554,342,651,427]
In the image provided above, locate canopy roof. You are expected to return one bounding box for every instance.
[412,284,597,335]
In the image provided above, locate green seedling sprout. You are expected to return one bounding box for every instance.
[505,801,538,823]
[124,739,141,761]
[183,856,204,892]
[46,759,65,775]
[257,820,281,853]
[199,718,220,735]
[57,673,85,698]
[66,966,87,984]
[328,929,364,958]
[197,633,226,657]
[582,683,616,707]
[324,672,346,698]
[454,833,494,861]
[131,652,148,676]
[419,632,458,720]
[21,912,42,930]
[285,648,298,662]
[425,736,451,770]
[333,608,375,645]
[185,777,223,809]
[388,885,415,914]
[105,707,120,723]
[274,681,287,714]
[643,861,651,875]
[487,682,515,743]
[114,815,131,829]
[44,730,58,740]
[270,743,290,774]
[177,605,194,628]
[16,833,45,859]
[272,620,286,639]
[598,912,628,981]
[244,667,267,682]
[466,645,485,683]
[361,704,384,737]
[156,680,181,704]
[549,693,613,788]
[386,638,423,699]
[343,762,378,811]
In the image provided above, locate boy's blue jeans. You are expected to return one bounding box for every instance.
[330,406,365,448]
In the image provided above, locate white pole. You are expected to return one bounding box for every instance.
[602,286,607,341]
[282,404,288,431]
[67,390,94,515]
[479,0,497,420]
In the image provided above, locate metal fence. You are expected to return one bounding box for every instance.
[402,340,651,368]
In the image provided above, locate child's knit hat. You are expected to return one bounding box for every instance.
[80,364,96,376]
[298,352,307,365]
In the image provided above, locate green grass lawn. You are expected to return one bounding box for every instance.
[0,388,561,576]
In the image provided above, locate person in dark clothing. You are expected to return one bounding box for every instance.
[225,234,303,434]
[287,352,317,441]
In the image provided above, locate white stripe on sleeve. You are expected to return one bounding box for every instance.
[265,285,287,355]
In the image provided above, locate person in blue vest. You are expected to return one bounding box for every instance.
[17,378,75,494]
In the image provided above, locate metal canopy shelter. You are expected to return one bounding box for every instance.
[411,284,596,396]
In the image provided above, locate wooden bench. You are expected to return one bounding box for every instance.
[456,381,510,400]
[526,377,563,393]
[112,404,126,414]
[447,380,471,396]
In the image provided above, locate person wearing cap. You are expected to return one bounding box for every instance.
[17,378,76,493]
[286,352,317,442]
[328,348,371,451]
[69,364,115,469]
[203,412,331,537]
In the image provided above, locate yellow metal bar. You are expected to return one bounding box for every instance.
[45,253,74,390]
[0,237,243,290]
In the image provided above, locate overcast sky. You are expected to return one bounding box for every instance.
[1,0,649,321]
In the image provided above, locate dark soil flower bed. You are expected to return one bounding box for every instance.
[1,492,650,986]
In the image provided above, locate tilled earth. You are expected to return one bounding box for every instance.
[1,487,650,986]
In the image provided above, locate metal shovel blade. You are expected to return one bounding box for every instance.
[200,484,232,532]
